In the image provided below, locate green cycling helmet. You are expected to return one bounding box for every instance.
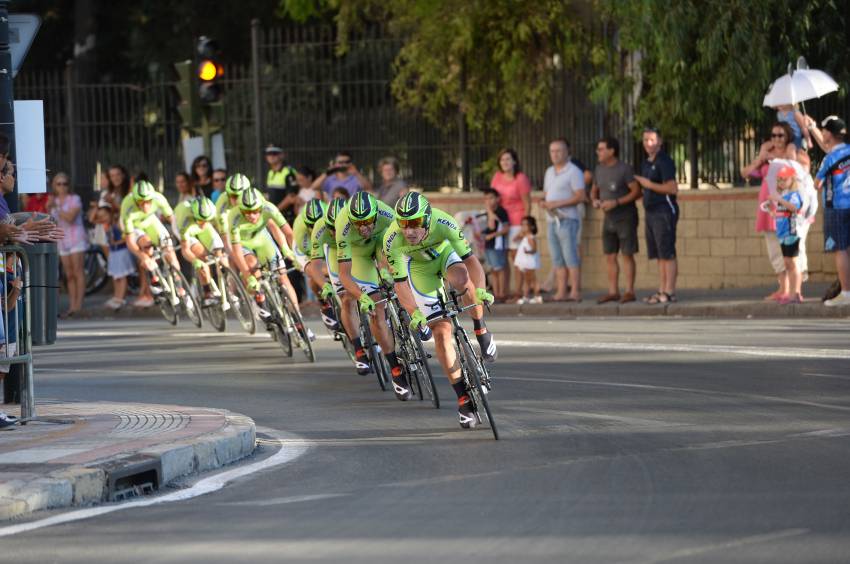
[349,191,378,222]
[191,197,216,222]
[239,188,264,212]
[132,180,156,202]
[395,191,432,229]
[225,173,251,196]
[325,198,347,229]
[304,198,327,227]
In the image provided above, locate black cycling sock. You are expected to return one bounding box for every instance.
[202,283,211,293]
[385,351,400,370]
[352,337,363,352]
[473,318,486,332]
[451,380,466,399]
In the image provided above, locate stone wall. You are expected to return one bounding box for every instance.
[427,187,835,290]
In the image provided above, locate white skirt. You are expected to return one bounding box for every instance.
[108,248,136,278]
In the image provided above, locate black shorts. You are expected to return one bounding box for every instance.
[781,239,800,258]
[823,207,850,253]
[645,209,678,260]
[602,210,639,256]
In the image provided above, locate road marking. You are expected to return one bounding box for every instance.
[802,372,850,381]
[217,493,348,507]
[500,375,850,413]
[497,338,850,360]
[0,428,311,538]
[644,528,809,563]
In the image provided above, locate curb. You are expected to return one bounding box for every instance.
[0,412,256,521]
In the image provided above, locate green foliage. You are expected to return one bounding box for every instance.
[590,0,849,138]
[281,0,585,137]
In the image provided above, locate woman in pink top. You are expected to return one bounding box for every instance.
[48,172,88,318]
[490,148,532,296]
[741,122,810,300]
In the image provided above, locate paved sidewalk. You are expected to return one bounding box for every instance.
[0,400,255,521]
[67,283,850,320]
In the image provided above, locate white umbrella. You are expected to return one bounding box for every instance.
[763,68,839,107]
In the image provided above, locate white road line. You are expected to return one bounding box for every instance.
[0,428,311,538]
[217,493,348,507]
[644,528,809,563]
[802,372,850,381]
[497,338,850,360]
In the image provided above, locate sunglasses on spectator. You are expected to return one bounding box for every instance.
[213,176,226,182]
[397,217,425,229]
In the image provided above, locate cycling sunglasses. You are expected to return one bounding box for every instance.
[351,217,376,228]
[397,217,425,229]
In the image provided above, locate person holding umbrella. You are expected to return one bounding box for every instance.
[807,116,850,307]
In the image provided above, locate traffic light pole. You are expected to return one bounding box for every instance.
[201,108,212,159]
[0,0,19,213]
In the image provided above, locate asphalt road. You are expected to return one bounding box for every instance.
[4,316,850,563]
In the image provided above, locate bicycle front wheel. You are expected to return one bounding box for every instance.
[459,335,498,440]
[222,267,255,335]
[268,285,293,357]
[284,295,315,363]
[399,308,439,408]
[152,269,177,325]
[197,274,226,332]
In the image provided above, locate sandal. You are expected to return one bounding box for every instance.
[647,292,677,305]
[643,292,663,304]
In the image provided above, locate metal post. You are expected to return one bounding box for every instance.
[251,19,263,184]
[0,0,18,212]
[65,60,78,187]
[688,127,699,189]
[21,249,33,420]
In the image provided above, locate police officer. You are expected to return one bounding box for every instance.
[264,143,299,214]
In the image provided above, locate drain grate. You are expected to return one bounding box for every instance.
[104,456,162,502]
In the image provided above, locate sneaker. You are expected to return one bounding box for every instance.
[516,297,528,305]
[0,412,18,429]
[530,295,543,304]
[476,330,498,363]
[133,296,154,308]
[824,292,850,307]
[457,395,477,429]
[355,349,371,376]
[391,366,413,401]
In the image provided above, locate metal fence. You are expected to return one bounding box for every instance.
[12,23,850,201]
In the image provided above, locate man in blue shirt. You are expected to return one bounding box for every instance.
[811,116,850,306]
[635,127,679,304]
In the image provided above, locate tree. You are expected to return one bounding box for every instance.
[281,0,586,138]
[589,0,849,138]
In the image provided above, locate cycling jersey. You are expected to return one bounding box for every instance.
[816,143,850,210]
[214,193,238,234]
[382,207,473,320]
[173,200,194,240]
[310,219,342,292]
[183,222,224,252]
[292,208,315,269]
[335,199,395,294]
[119,192,173,247]
[227,200,289,246]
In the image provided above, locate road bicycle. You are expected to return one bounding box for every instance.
[191,252,255,334]
[374,280,439,407]
[256,263,316,362]
[432,287,497,439]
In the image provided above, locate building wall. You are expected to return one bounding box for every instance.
[427,187,835,290]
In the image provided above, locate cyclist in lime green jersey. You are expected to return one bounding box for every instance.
[215,173,251,244]
[230,189,304,329]
[180,197,228,306]
[383,192,496,428]
[307,198,370,374]
[120,180,181,294]
[338,191,412,400]
[294,199,338,331]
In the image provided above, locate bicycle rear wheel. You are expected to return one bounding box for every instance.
[459,335,498,440]
[222,267,255,335]
[174,270,202,328]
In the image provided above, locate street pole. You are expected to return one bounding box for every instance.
[0,0,18,212]
[201,108,212,158]
[251,19,263,185]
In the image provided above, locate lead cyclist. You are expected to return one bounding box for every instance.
[382,192,496,429]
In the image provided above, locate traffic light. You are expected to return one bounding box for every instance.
[196,36,224,104]
[173,60,201,131]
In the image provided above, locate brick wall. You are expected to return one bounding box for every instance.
[427,188,835,290]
